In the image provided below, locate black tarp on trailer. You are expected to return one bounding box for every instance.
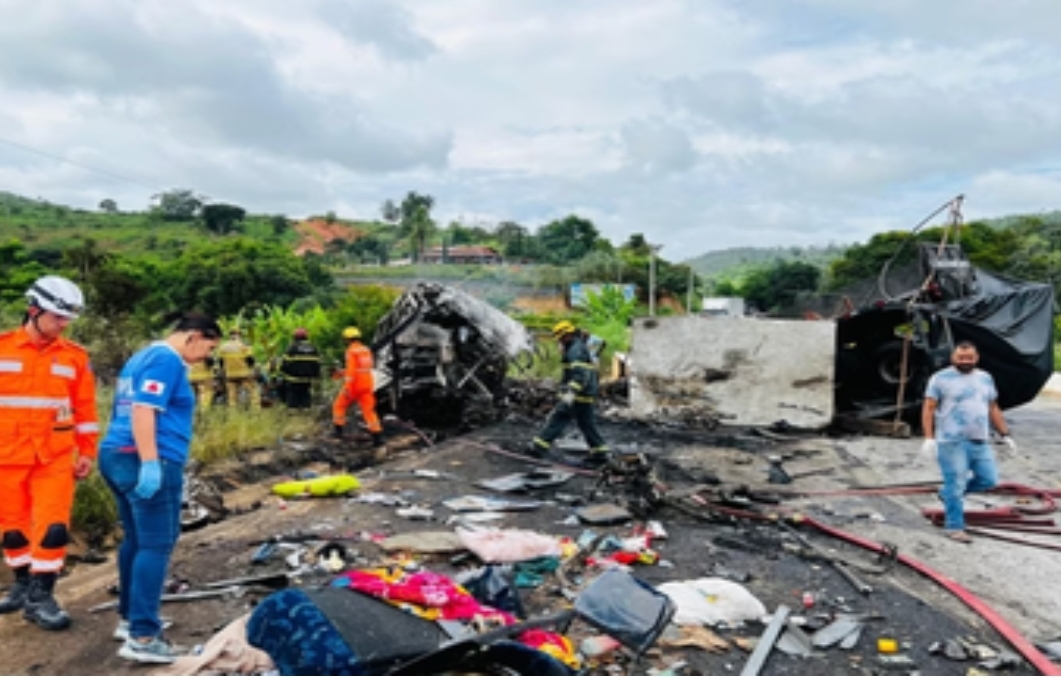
[835,244,1055,422]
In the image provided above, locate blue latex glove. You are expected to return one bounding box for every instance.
[133,460,162,500]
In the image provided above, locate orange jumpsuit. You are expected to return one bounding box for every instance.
[0,326,99,573]
[332,341,381,434]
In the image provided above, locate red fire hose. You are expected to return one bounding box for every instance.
[679,491,1061,675]
[800,514,1061,676]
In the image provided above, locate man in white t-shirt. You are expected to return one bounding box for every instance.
[920,341,1016,543]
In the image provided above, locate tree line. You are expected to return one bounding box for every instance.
[706,217,1060,314]
[0,187,706,377]
[5,187,1057,324]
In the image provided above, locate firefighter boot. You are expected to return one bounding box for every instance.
[0,570,30,614]
[333,424,345,440]
[22,573,71,631]
[372,432,385,448]
[584,451,611,467]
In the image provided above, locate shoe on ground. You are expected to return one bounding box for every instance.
[22,593,71,631]
[114,618,173,642]
[524,444,546,459]
[565,456,606,471]
[0,581,30,614]
[119,636,179,664]
[944,530,973,544]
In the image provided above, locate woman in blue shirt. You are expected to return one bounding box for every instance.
[99,312,221,664]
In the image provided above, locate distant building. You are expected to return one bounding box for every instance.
[702,297,745,317]
[421,245,503,265]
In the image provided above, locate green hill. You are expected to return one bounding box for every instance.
[685,244,848,280]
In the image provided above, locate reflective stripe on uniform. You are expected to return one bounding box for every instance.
[0,396,72,409]
[50,364,75,379]
[32,557,63,572]
[0,360,22,373]
[4,554,31,568]
[76,423,100,434]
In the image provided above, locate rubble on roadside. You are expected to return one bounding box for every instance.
[102,409,1057,677]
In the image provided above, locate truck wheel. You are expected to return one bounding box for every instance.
[871,341,924,395]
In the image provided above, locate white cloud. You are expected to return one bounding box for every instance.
[0,0,1059,262]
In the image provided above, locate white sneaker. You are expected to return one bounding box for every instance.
[118,636,181,664]
[113,618,173,641]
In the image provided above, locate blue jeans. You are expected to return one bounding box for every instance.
[99,448,185,639]
[937,440,999,530]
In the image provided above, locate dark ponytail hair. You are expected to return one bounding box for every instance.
[163,311,222,340]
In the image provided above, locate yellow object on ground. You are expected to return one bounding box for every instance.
[271,474,361,498]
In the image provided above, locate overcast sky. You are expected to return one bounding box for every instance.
[1,0,1060,262]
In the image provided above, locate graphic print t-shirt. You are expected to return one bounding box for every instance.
[925,366,998,443]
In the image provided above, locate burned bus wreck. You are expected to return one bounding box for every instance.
[834,242,1056,424]
[371,283,536,430]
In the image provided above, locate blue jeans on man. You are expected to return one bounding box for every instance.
[937,440,998,530]
[99,449,184,640]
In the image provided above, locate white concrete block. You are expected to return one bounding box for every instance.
[628,316,836,428]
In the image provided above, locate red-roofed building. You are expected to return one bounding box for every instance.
[421,245,503,265]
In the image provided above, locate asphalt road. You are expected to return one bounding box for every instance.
[807,394,1061,650]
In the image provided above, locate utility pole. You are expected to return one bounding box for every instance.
[649,244,662,316]
[687,266,694,313]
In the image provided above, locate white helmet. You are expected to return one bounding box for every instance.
[26,275,84,319]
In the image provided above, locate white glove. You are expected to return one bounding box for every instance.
[559,390,575,407]
[1001,435,1017,454]
[919,439,937,462]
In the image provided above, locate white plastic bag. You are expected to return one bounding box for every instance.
[656,577,767,626]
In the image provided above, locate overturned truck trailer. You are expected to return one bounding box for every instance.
[371,283,536,429]
[835,242,1056,423]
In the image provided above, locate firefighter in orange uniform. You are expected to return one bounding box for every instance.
[332,327,383,447]
[0,275,99,631]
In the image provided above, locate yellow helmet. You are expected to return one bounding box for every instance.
[342,326,361,340]
[551,320,576,340]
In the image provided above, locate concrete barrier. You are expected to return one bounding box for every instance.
[628,315,836,428]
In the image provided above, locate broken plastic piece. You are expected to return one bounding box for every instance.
[811,616,863,649]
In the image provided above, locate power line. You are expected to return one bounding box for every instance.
[0,135,163,192]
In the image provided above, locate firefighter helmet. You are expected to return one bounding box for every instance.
[551,320,576,340]
[342,326,361,340]
[25,275,84,319]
